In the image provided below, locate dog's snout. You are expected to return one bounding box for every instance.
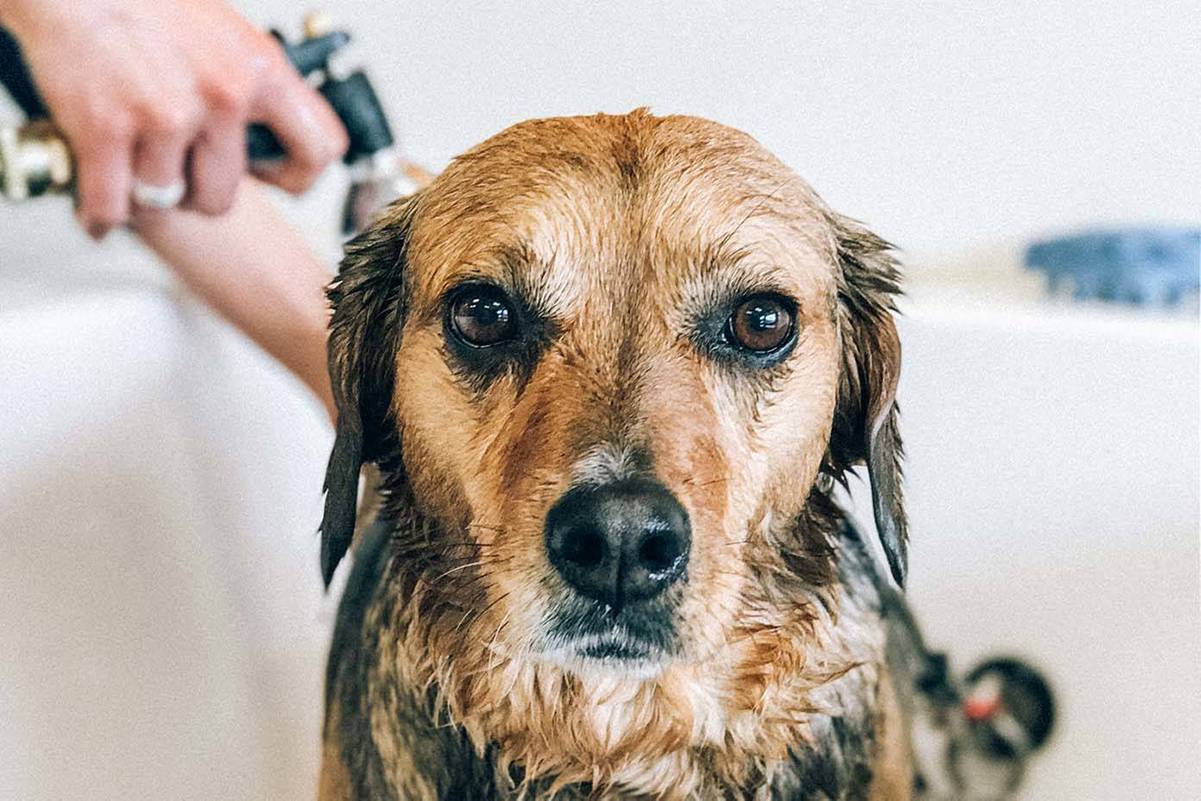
[545,480,690,609]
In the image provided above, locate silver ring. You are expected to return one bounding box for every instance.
[131,179,186,209]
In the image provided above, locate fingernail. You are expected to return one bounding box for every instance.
[87,222,110,241]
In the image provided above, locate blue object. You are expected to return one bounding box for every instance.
[1024,227,1200,307]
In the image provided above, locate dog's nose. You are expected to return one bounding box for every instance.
[545,479,690,609]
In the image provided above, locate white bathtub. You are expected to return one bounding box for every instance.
[1,243,1197,800]
[0,232,336,801]
[880,290,1199,800]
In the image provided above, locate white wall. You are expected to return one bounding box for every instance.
[3,2,1197,274]
[250,0,1200,268]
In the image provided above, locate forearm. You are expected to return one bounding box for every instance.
[132,179,335,419]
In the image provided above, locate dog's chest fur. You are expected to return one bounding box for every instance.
[323,513,909,800]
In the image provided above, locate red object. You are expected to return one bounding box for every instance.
[964,694,1002,722]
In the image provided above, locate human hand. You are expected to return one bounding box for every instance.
[0,0,348,237]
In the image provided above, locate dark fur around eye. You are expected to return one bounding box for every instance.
[441,282,550,389]
[691,291,800,368]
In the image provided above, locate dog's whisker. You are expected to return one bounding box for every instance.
[430,560,489,582]
[418,555,519,579]
[455,587,515,636]
[485,614,514,671]
[684,476,730,488]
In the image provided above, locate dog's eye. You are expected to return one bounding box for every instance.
[450,287,518,347]
[726,295,794,353]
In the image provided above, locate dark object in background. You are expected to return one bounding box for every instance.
[964,658,1057,756]
[0,27,43,117]
[1025,227,1200,307]
[912,650,1056,801]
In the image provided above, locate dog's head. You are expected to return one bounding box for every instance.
[320,110,905,780]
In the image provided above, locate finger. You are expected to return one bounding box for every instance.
[250,71,347,194]
[130,129,190,214]
[186,116,246,215]
[73,130,134,239]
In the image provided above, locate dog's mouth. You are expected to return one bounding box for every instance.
[541,633,667,677]
[578,639,649,661]
[537,596,680,674]
[571,631,660,664]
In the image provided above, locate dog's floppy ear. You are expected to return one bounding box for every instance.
[827,214,909,587]
[320,198,418,586]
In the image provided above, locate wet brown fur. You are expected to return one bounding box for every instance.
[320,110,909,799]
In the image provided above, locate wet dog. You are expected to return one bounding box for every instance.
[316,110,922,799]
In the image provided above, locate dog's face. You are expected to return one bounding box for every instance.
[321,111,905,775]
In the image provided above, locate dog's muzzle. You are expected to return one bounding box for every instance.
[543,479,690,664]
